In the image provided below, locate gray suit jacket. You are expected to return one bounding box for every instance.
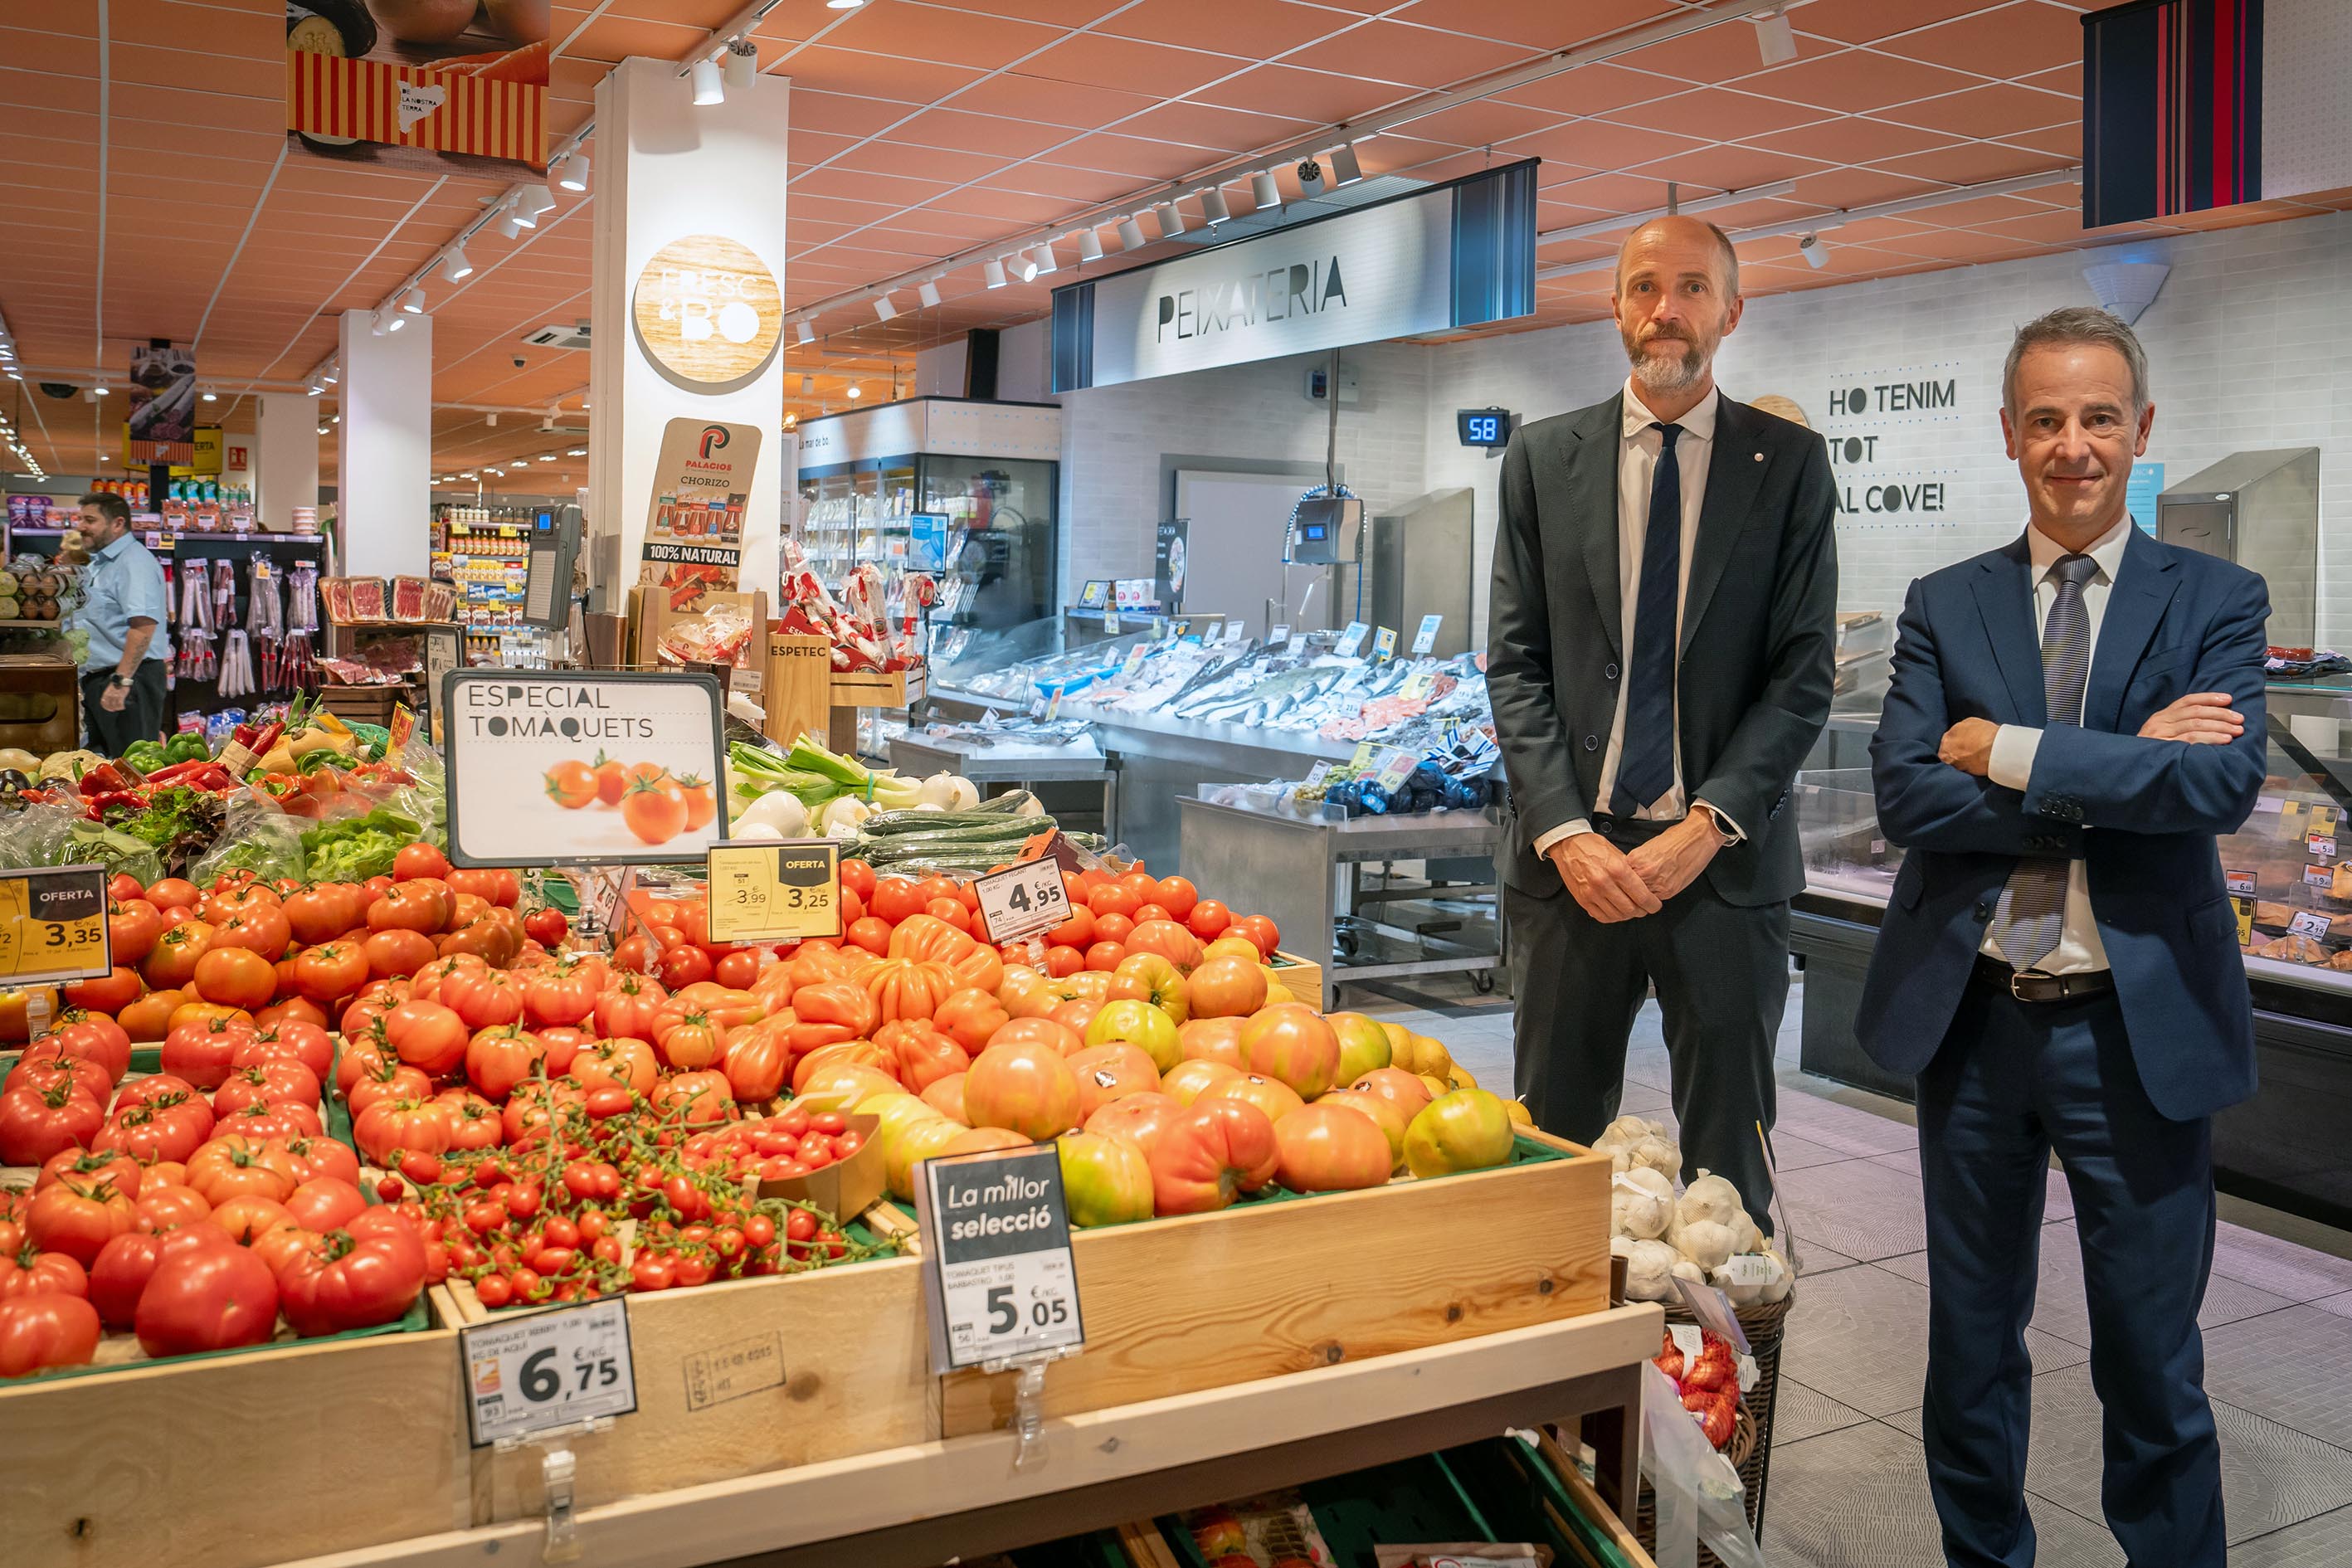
[1485,392,1839,906]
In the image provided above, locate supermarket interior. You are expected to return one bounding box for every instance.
[2,1,2351,1565]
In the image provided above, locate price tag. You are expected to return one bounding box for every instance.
[461,1297,638,1447]
[2290,909,2332,939]
[1721,1254,1775,1288]
[251,558,272,582]
[2303,865,2334,890]
[1336,621,1369,658]
[1372,626,1398,661]
[1046,688,1064,721]
[0,866,111,986]
[972,858,1070,943]
[2233,896,2252,945]
[1168,618,1191,642]
[2279,800,2313,840]
[1351,741,1376,771]
[704,841,840,943]
[915,1144,1085,1372]
[1268,625,1290,648]
[1400,669,1435,700]
[233,529,250,542]
[144,531,161,548]
[1303,761,1334,787]
[1102,606,1118,634]
[1120,643,1148,679]
[1375,748,1419,793]
[1411,613,1444,655]
[2224,869,2257,895]
[2310,834,2336,859]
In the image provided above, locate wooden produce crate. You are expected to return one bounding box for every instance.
[761,631,832,747]
[1268,950,1321,1002]
[436,1234,937,1526]
[935,1129,1611,1438]
[827,665,925,752]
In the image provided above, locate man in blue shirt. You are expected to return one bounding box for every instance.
[70,491,173,753]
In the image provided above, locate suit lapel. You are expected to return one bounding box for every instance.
[1972,535,2047,726]
[1679,395,1769,657]
[2084,526,2181,733]
[1568,395,1624,656]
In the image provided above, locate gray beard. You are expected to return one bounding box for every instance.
[1629,338,1707,394]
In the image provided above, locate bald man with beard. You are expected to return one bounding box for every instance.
[1486,216,1839,1225]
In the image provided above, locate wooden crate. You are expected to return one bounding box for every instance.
[936,1130,1611,1437]
[0,1314,470,1568]
[440,1241,937,1525]
[1269,950,1322,1002]
[830,666,924,709]
[761,631,832,747]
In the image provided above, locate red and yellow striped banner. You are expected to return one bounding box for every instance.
[286,51,545,168]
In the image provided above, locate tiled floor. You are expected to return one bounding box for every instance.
[1348,975,2352,1568]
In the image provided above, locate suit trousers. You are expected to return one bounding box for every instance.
[1916,979,2223,1568]
[1506,821,1786,1224]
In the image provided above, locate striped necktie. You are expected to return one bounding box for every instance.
[1989,551,2100,972]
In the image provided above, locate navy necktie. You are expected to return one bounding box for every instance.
[1614,421,1683,813]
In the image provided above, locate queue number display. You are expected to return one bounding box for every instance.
[1456,407,1516,449]
[705,840,841,943]
[0,865,113,986]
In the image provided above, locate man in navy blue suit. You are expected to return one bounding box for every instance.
[1860,306,2267,1567]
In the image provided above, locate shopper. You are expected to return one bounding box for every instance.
[1486,215,1838,1225]
[1858,307,2264,1567]
[69,489,174,753]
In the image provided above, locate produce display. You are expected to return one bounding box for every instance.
[723,736,1096,872]
[1653,1325,1746,1451]
[1600,1116,1790,1309]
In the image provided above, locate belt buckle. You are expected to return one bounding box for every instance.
[2009,969,2038,1001]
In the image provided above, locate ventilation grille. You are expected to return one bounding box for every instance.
[520,322,592,349]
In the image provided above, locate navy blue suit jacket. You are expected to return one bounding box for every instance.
[1857,525,2269,1122]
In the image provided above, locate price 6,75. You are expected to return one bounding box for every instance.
[520,1347,621,1402]
[985,1287,1070,1334]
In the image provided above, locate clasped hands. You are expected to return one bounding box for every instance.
[1548,811,1726,923]
[1936,691,2244,777]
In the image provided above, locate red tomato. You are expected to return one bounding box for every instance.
[291,941,369,1004]
[1229,914,1281,958]
[620,777,689,845]
[26,1176,137,1266]
[363,928,438,980]
[1045,904,1096,950]
[392,843,451,882]
[135,1244,280,1356]
[1083,941,1127,973]
[1132,903,1171,924]
[1188,899,1234,939]
[612,933,656,973]
[108,899,168,966]
[277,1209,426,1337]
[713,951,761,991]
[845,916,894,958]
[0,1294,101,1376]
[192,947,276,1011]
[923,897,971,933]
[1147,1099,1279,1213]
[869,878,927,927]
[839,858,876,902]
[1044,944,1084,977]
[656,945,713,990]
[62,965,143,1016]
[384,999,469,1077]
[1088,884,1142,921]
[1093,912,1135,947]
[1154,876,1200,921]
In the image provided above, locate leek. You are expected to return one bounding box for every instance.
[724,740,845,806]
[783,736,926,811]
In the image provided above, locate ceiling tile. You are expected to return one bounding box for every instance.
[1393,0,1669,50]
[1735,49,1985,113]
[1873,83,2077,138]
[1792,0,2016,46]
[1867,143,2078,187]
[564,17,713,63]
[1113,99,1319,153]
[1998,121,2083,159]
[1739,114,1959,165]
[836,140,1010,185]
[1541,170,1697,215]
[947,71,1161,129]
[1294,21,1536,89]
[888,104,1085,158]
[898,0,1122,27]
[1624,144,1830,193]
[1189,65,1405,124]
[1601,87,1833,142]
[1404,98,1565,149]
[790,89,924,138]
[1874,2,2086,79]
[816,6,1070,71]
[784,46,991,105]
[974,163,1137,203]
[1022,33,1242,98]
[1611,22,1829,85]
[1493,62,1686,118]
[1098,0,1351,56]
[1045,131,1213,179]
[1504,118,1712,173]
[1791,168,1947,209]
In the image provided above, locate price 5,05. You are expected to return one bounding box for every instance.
[985,1287,1070,1334]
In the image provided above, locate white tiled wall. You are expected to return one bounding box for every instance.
[1051,209,2350,646]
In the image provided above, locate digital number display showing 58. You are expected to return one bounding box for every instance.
[1457,407,1513,448]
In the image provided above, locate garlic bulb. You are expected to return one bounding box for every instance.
[1669,1218,1736,1273]
[1728,1210,1765,1258]
[1675,1169,1742,1230]
[1597,1114,1663,1149]
[1671,1259,1707,1285]
[1623,1238,1680,1302]
[1626,1134,1682,1184]
[1760,1245,1793,1304]
[1610,1168,1674,1240]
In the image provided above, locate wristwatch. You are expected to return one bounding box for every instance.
[108,674,133,690]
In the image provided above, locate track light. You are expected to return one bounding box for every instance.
[1200,187,1231,226]
[522,184,556,217]
[918,279,941,308]
[92,384,108,397]
[486,413,498,427]
[691,56,723,106]
[983,256,1008,289]
[202,391,217,402]
[330,414,341,425]
[1329,143,1363,186]
[1075,228,1103,263]
[1116,216,1146,251]
[1752,7,1798,66]
[538,454,556,462]
[723,39,757,90]
[847,385,862,399]
[1250,171,1280,210]
[322,363,338,384]
[1032,241,1059,276]
[442,245,474,280]
[1296,158,1327,198]
[555,154,589,193]
[401,286,425,314]
[1798,232,1829,269]
[1014,252,1039,284]
[801,376,816,396]
[307,382,323,397]
[498,212,524,241]
[874,293,898,322]
[796,319,816,344]
[825,0,864,7]
[567,448,587,456]
[1155,202,1188,237]
[316,425,329,436]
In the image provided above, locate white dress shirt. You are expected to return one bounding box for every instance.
[1980,514,2134,974]
[1534,380,1741,855]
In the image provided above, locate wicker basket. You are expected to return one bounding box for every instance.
[1634,1292,1792,1567]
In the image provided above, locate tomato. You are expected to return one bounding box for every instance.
[1054,1130,1154,1227]
[136,1243,280,1356]
[37,1148,142,1201]
[1085,883,1138,922]
[62,964,144,1017]
[714,1024,789,1103]
[569,1037,658,1098]
[673,774,717,831]
[837,857,877,902]
[141,920,216,990]
[1234,1004,1341,1098]
[363,928,438,979]
[652,1069,733,1126]
[1042,943,1084,977]
[611,933,656,974]
[283,940,363,1005]
[393,843,451,882]
[1084,1090,1183,1163]
[1068,1042,1161,1122]
[353,1098,455,1166]
[277,1208,427,1337]
[144,877,197,910]
[0,1293,101,1376]
[212,1058,322,1118]
[0,1083,105,1167]
[523,908,570,949]
[1273,1102,1393,1192]
[657,944,713,990]
[26,1176,137,1266]
[1402,1088,1516,1177]
[651,1010,724,1071]
[368,882,450,937]
[384,1000,468,1078]
[1188,899,1234,939]
[845,916,894,957]
[107,898,168,967]
[132,1182,213,1233]
[215,1100,323,1144]
[111,986,178,1044]
[1083,941,1127,972]
[869,877,927,927]
[439,967,523,1031]
[185,1135,302,1207]
[1148,1098,1279,1214]
[923,897,971,933]
[592,974,668,1042]
[209,904,291,958]
[209,1193,299,1250]
[621,777,689,845]
[963,1040,1083,1140]
[10,1039,112,1102]
[0,1241,89,1303]
[1093,912,1135,947]
[345,1054,431,1121]
[933,987,1010,1054]
[183,946,271,1012]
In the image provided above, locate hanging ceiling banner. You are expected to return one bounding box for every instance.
[285,2,549,175]
[126,341,197,465]
[1050,161,1536,393]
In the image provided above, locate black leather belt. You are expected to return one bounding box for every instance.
[1973,956,2115,1003]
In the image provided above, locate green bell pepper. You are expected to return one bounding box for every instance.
[121,739,168,775]
[163,732,212,765]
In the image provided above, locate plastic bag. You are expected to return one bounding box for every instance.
[188,796,309,887]
[1639,1362,1765,1568]
[0,796,83,869]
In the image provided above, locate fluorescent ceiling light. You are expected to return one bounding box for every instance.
[1329,144,1363,186]
[1200,187,1230,226]
[918,279,941,308]
[1250,171,1280,210]
[556,153,589,193]
[1116,217,1146,251]
[983,256,1008,288]
[690,56,723,106]
[1075,228,1103,263]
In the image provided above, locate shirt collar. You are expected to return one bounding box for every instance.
[2025,514,2132,586]
[93,532,134,562]
[1622,379,1718,444]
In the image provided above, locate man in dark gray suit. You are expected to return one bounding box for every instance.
[1487,216,1838,1221]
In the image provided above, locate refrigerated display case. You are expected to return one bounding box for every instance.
[1787,677,2352,1228]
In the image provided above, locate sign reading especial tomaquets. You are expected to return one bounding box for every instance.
[1049,160,1536,392]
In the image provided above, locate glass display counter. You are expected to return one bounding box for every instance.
[1789,679,2352,1229]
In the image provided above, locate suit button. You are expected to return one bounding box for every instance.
[1974,901,1993,922]
[1583,735,1599,752]
[1605,662,1619,681]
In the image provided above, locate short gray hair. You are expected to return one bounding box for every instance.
[1616,216,1741,300]
[2003,305,2150,415]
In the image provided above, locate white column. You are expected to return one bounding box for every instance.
[254,393,319,531]
[587,56,788,611]
[337,309,434,577]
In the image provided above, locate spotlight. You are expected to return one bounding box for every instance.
[401,286,425,314]
[307,383,323,397]
[1075,228,1103,263]
[847,385,863,400]
[315,425,329,436]
[1250,171,1280,210]
[723,39,757,90]
[825,0,864,7]
[486,413,498,427]
[521,184,556,217]
[1199,187,1230,226]
[1014,252,1039,284]
[801,375,816,395]
[1155,202,1189,237]
[1031,241,1059,275]
[1116,216,1146,251]
[556,154,589,193]
[874,294,898,322]
[322,363,338,384]
[918,279,941,308]
[498,212,525,241]
[330,414,341,425]
[1798,232,1829,269]
[1296,158,1327,198]
[202,391,217,402]
[92,384,108,397]
[983,256,1008,289]
[1752,7,1798,66]
[796,319,816,344]
[691,56,724,106]
[567,448,587,456]
[1328,143,1363,186]
[538,454,556,462]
